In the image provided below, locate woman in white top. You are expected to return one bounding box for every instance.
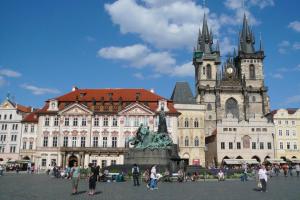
[258,165,268,192]
[150,165,158,190]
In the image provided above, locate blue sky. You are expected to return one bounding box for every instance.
[0,0,299,110]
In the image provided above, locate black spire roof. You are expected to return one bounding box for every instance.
[171,82,195,104]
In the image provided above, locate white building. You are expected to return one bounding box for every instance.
[0,98,32,162]
[34,88,179,170]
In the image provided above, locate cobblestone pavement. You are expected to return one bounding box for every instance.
[0,173,300,200]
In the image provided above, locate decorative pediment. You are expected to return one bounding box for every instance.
[58,103,93,116]
[0,99,15,109]
[119,103,154,116]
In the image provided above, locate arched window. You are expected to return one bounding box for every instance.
[252,96,256,102]
[225,98,239,118]
[207,103,212,111]
[206,64,212,79]
[184,118,189,128]
[194,137,199,146]
[184,136,189,146]
[249,64,255,79]
[194,118,199,128]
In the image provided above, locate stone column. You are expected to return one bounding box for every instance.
[84,154,90,168]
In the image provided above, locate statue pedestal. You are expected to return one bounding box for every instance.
[124,145,182,172]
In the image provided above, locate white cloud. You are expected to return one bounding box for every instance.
[85,35,96,42]
[171,62,194,77]
[270,73,283,79]
[133,73,145,80]
[248,0,274,9]
[0,69,21,78]
[104,0,220,49]
[0,76,6,87]
[224,0,274,10]
[21,84,60,95]
[288,21,300,33]
[278,40,290,54]
[98,44,195,77]
[283,95,300,105]
[293,42,300,50]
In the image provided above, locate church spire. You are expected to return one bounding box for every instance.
[259,32,264,52]
[198,13,213,54]
[239,13,255,54]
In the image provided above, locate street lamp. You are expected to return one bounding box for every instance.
[272,132,276,159]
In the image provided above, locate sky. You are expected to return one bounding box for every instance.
[0,0,299,110]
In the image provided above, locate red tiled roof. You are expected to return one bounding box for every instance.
[16,104,32,113]
[38,88,179,115]
[22,111,39,123]
[268,108,299,116]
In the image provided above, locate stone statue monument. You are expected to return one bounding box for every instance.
[125,105,181,171]
[129,106,173,149]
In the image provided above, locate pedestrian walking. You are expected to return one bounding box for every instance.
[258,165,268,192]
[0,165,4,176]
[283,164,288,177]
[288,165,293,176]
[150,165,158,190]
[132,164,140,186]
[88,163,97,195]
[70,162,80,195]
[295,163,300,177]
[143,169,150,188]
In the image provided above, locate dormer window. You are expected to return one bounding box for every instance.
[48,100,58,111]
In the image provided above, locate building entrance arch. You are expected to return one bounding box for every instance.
[68,155,78,167]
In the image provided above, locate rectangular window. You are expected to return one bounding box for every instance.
[101,160,107,168]
[72,137,77,147]
[0,146,4,153]
[43,136,48,147]
[125,116,130,127]
[51,159,56,166]
[267,142,272,150]
[280,142,283,149]
[42,159,47,167]
[23,141,27,150]
[24,125,28,133]
[134,117,139,127]
[93,137,98,147]
[29,141,33,150]
[287,142,290,150]
[54,117,59,126]
[262,128,267,132]
[111,160,116,166]
[103,117,108,127]
[65,118,69,126]
[63,137,68,147]
[221,142,225,149]
[103,137,107,148]
[292,121,295,125]
[292,130,296,137]
[294,143,298,150]
[223,128,228,132]
[286,130,290,136]
[256,128,261,132]
[45,117,50,126]
[92,160,97,166]
[279,130,282,136]
[112,117,118,127]
[10,146,16,153]
[30,125,34,132]
[229,142,233,149]
[11,135,17,141]
[252,142,256,149]
[260,142,264,149]
[94,118,99,126]
[112,137,117,148]
[251,128,255,132]
[237,142,241,149]
[229,128,232,131]
[233,128,237,132]
[278,120,281,125]
[285,120,288,125]
[81,118,86,126]
[73,118,78,126]
[81,137,86,147]
[53,136,58,147]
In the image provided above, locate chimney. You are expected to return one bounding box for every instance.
[72,86,78,92]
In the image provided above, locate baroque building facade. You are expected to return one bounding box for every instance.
[193,14,274,166]
[171,82,206,166]
[33,88,179,170]
[0,98,32,162]
[270,109,300,161]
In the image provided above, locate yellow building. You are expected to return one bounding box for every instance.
[171,82,206,166]
[272,109,300,160]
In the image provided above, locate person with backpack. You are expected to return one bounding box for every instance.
[132,164,140,186]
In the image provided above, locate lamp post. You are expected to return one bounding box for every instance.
[272,132,276,159]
